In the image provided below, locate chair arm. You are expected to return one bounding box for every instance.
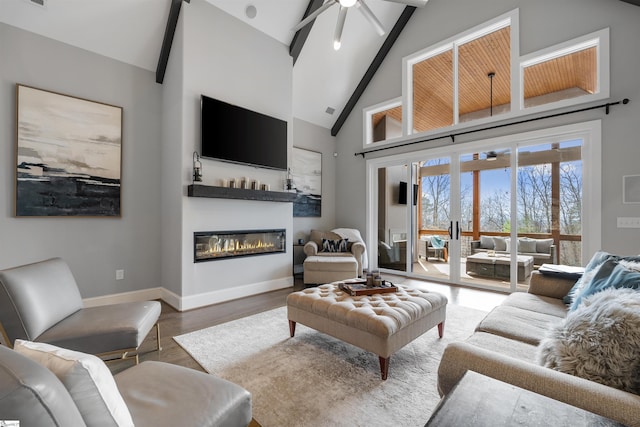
[438,342,640,426]
[470,240,481,252]
[303,242,318,256]
[527,271,576,299]
[549,244,558,264]
[350,242,365,258]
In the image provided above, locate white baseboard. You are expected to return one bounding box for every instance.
[82,277,294,312]
[177,276,293,311]
[83,287,163,307]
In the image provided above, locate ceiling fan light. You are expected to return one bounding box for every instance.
[339,0,357,7]
[333,40,342,50]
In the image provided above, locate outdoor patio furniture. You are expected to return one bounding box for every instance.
[466,253,534,281]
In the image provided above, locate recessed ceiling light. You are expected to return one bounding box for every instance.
[245,5,257,19]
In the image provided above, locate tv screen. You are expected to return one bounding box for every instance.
[398,181,418,205]
[201,95,287,170]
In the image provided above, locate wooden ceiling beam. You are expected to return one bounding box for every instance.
[331,6,417,136]
[290,0,325,66]
[156,0,189,84]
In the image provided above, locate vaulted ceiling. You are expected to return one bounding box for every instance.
[0,0,410,132]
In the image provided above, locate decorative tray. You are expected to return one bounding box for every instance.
[339,280,398,296]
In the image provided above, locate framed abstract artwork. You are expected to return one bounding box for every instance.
[291,147,321,217]
[15,84,123,217]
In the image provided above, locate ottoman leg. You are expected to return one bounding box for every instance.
[379,356,390,380]
[289,320,296,337]
[437,321,445,338]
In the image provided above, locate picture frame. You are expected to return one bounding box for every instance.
[623,175,640,204]
[15,84,123,217]
[291,147,321,217]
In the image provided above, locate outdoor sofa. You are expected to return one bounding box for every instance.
[470,235,557,265]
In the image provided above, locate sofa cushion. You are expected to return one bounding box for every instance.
[518,238,537,253]
[35,301,161,355]
[501,292,568,318]
[480,235,494,249]
[535,238,554,254]
[492,237,507,251]
[538,288,640,394]
[321,238,349,253]
[565,251,640,305]
[466,332,538,363]
[14,340,134,427]
[0,345,87,426]
[309,230,342,247]
[115,361,252,427]
[475,305,563,345]
[569,259,640,310]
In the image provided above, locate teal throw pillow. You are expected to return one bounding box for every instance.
[564,251,615,305]
[569,259,640,310]
[321,238,349,253]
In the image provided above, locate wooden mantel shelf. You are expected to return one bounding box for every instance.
[187,184,297,203]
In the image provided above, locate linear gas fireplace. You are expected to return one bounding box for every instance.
[194,229,286,263]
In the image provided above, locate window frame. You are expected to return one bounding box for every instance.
[362,9,610,151]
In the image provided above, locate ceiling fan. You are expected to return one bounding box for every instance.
[293,0,429,50]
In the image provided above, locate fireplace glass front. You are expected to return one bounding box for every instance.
[194,229,286,262]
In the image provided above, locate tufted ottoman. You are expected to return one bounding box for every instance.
[286,282,447,380]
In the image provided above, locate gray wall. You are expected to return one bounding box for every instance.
[292,118,338,242]
[0,23,162,298]
[335,0,640,257]
[169,0,295,306]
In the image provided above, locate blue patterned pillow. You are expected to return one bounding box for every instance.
[321,238,348,253]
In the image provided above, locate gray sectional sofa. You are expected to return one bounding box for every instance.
[470,235,557,265]
[437,271,640,426]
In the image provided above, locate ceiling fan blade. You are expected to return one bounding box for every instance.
[356,0,385,36]
[383,0,429,7]
[292,0,337,32]
[333,5,348,50]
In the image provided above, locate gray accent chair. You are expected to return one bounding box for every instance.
[0,257,161,363]
[0,344,252,427]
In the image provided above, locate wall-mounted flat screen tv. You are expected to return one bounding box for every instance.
[201,95,287,170]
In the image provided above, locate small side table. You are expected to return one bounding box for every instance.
[293,243,305,277]
[425,371,623,426]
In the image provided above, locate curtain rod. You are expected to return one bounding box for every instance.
[355,98,630,158]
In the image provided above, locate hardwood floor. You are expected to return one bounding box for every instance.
[112,275,506,373]
[110,276,507,426]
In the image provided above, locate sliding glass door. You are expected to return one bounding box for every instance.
[367,122,598,292]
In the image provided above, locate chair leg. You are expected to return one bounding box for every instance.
[155,322,162,352]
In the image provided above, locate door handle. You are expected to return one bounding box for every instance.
[448,221,453,239]
[456,221,460,240]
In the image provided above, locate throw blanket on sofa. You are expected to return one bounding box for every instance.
[431,236,445,249]
[332,228,368,271]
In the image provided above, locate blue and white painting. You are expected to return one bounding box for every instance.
[292,147,321,217]
[16,85,122,216]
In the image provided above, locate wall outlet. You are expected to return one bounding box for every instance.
[617,217,640,228]
[116,269,124,280]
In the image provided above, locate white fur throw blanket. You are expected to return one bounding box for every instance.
[537,288,640,394]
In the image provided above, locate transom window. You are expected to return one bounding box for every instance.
[363,9,609,148]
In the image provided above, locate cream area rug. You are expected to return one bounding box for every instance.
[174,304,487,427]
